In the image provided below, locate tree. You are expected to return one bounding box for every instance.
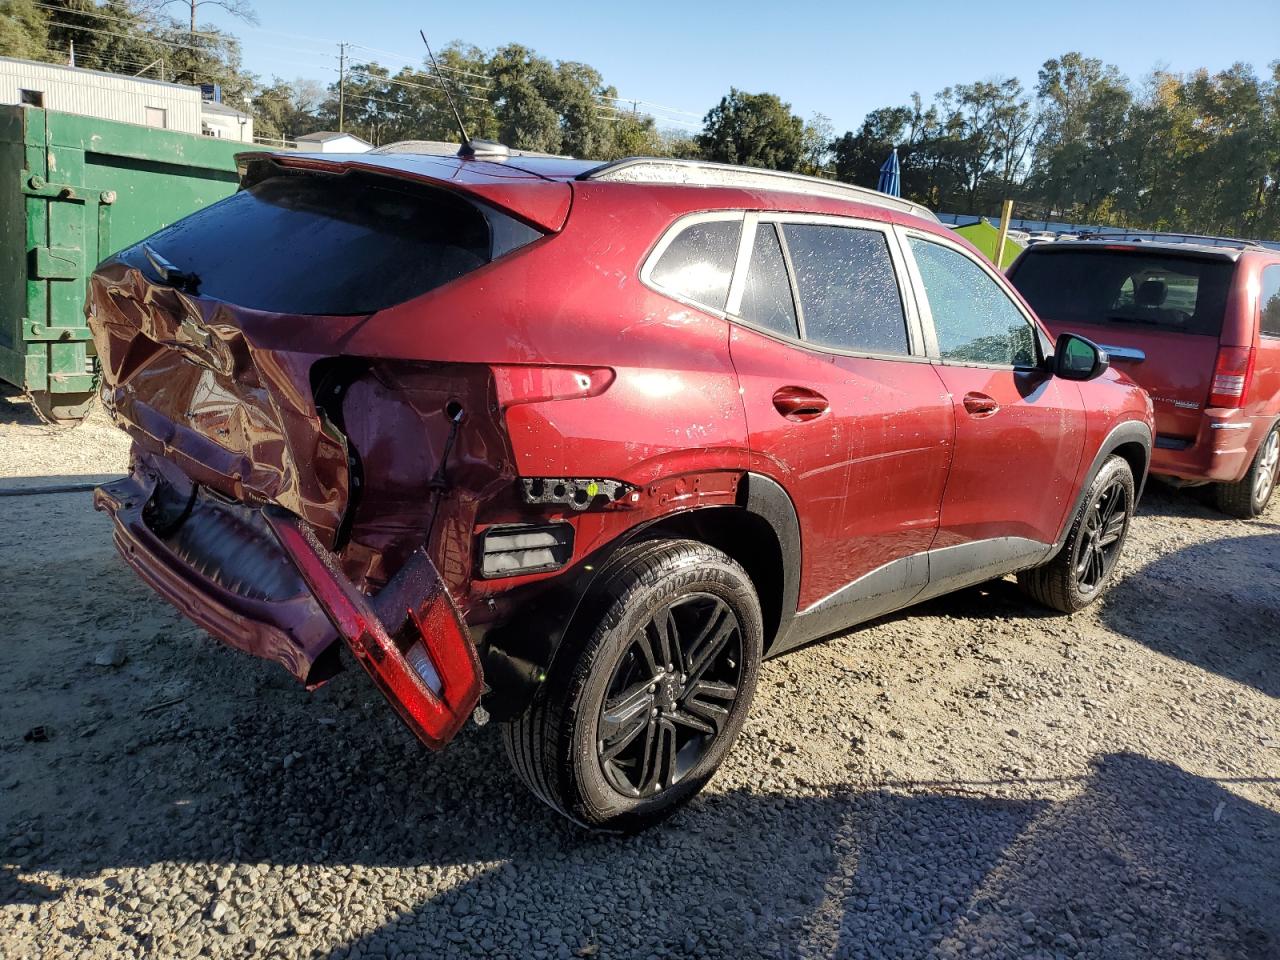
[697,88,805,171]
[0,0,48,60]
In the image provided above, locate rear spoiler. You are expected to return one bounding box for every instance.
[234,151,574,233]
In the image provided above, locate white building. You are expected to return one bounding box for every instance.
[0,56,203,132]
[295,131,373,154]
[200,99,254,141]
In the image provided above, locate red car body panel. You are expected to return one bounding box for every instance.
[88,151,1153,750]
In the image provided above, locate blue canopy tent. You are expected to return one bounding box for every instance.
[877,148,901,197]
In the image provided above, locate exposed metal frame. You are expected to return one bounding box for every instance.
[580,157,940,224]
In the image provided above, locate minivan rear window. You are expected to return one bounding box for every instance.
[118,171,539,315]
[1010,248,1234,337]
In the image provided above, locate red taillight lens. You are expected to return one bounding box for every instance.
[265,508,482,750]
[1208,345,1255,408]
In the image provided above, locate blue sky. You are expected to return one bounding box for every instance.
[216,0,1280,134]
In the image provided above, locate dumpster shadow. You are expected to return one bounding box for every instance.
[0,383,42,427]
[1101,533,1280,698]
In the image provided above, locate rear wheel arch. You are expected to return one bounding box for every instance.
[480,473,801,717]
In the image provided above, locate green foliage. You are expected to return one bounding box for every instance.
[0,5,1274,240]
[697,88,805,170]
[0,0,49,61]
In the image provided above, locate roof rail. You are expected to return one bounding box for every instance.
[1074,230,1265,250]
[578,157,940,223]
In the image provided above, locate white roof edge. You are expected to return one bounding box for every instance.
[581,157,939,223]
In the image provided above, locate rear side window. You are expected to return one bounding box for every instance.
[118,171,536,315]
[1261,265,1280,337]
[782,224,908,355]
[909,237,1036,366]
[1010,249,1233,337]
[737,223,798,338]
[649,218,742,312]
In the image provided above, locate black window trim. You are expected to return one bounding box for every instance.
[724,211,930,363]
[639,210,746,319]
[898,226,1051,371]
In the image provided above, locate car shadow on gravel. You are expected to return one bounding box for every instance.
[297,752,1276,960]
[1101,532,1280,698]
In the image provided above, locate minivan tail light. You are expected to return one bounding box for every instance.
[1208,345,1255,408]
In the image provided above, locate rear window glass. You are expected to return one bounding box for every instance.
[649,218,742,311]
[117,172,534,315]
[1010,248,1234,337]
[782,223,908,355]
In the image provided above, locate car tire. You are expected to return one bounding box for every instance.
[502,538,762,832]
[1213,422,1280,519]
[1017,455,1135,613]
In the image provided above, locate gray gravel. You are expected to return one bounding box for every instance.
[1,393,1277,960]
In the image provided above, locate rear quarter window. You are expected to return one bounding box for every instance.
[648,218,742,312]
[1261,265,1280,337]
[117,171,539,316]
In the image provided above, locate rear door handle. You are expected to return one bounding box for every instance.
[772,386,829,422]
[962,392,1000,418]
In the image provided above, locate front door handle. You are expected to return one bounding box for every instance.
[962,392,1000,418]
[772,386,829,422]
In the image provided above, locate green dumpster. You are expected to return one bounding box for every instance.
[0,105,243,421]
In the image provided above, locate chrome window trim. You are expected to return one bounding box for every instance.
[639,210,746,319]
[898,226,1049,370]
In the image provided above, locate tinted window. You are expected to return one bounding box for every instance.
[782,224,908,355]
[737,223,798,337]
[1261,265,1280,337]
[909,237,1036,366]
[650,218,742,311]
[1009,249,1233,337]
[117,172,517,315]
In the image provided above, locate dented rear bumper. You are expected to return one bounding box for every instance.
[95,451,483,749]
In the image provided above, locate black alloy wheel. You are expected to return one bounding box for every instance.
[1074,474,1130,593]
[597,594,743,798]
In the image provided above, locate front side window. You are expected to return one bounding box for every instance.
[649,218,742,312]
[737,222,798,338]
[1261,265,1280,337]
[909,237,1037,366]
[782,223,908,355]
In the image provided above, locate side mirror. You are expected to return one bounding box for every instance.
[1053,332,1110,381]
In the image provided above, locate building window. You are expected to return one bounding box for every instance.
[19,89,43,108]
[144,106,167,129]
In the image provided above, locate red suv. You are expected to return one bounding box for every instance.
[88,149,1152,830]
[1008,237,1280,517]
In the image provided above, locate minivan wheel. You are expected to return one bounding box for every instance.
[1017,455,1135,613]
[502,539,762,832]
[1214,423,1280,519]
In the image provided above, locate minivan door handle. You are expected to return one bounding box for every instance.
[962,392,1000,418]
[772,386,829,421]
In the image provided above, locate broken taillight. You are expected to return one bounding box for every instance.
[264,507,482,750]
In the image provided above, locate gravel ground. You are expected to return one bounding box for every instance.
[1,389,1277,960]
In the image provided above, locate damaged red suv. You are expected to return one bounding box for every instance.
[89,147,1152,830]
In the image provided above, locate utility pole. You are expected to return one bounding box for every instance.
[338,42,347,132]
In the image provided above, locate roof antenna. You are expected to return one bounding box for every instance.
[419,30,507,160]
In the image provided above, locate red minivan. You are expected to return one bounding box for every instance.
[1009,239,1280,517]
[88,149,1152,829]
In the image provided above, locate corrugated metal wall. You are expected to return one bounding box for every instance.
[0,58,201,134]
